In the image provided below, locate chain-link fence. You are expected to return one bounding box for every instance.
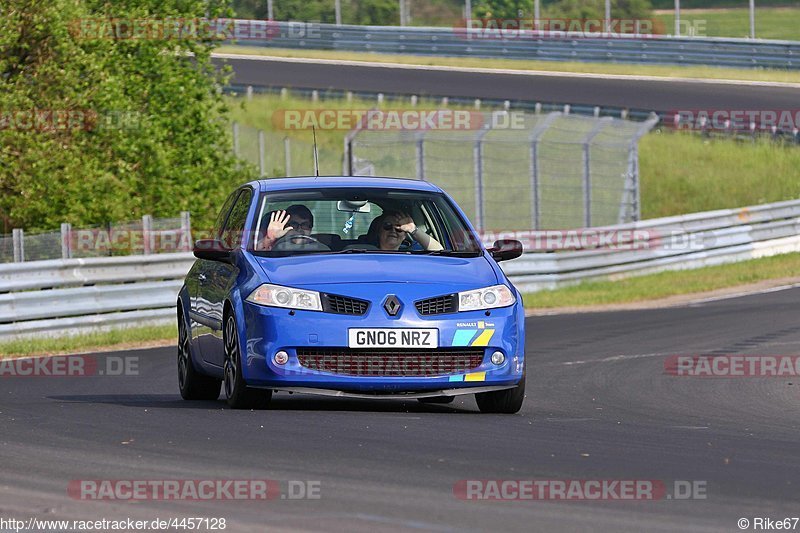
[233,122,342,177]
[0,214,191,264]
[346,111,658,231]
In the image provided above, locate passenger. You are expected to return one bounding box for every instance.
[369,210,444,251]
[258,204,314,251]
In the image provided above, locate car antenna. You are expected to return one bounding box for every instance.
[312,125,319,178]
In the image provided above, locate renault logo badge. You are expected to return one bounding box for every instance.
[383,295,402,316]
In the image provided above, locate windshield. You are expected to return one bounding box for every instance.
[250,187,483,257]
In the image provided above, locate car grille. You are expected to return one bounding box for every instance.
[322,293,369,316]
[296,349,484,376]
[415,294,457,315]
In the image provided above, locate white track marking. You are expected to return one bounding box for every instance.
[212,52,800,88]
[686,282,800,305]
[561,352,670,366]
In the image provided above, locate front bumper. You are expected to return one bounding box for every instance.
[241,298,524,393]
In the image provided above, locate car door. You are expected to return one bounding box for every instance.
[191,190,239,366]
[199,187,254,368]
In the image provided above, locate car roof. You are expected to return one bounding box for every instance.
[255,176,442,193]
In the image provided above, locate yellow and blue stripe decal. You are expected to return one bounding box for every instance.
[451,320,495,347]
[449,372,486,382]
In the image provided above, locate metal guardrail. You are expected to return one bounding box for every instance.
[231,20,800,69]
[1,200,799,341]
[0,254,194,339]
[505,199,800,291]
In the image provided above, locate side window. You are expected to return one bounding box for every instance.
[222,188,253,249]
[213,191,240,240]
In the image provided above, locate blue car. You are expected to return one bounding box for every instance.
[177,177,526,413]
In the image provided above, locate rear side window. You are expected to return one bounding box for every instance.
[222,188,253,249]
[213,191,239,240]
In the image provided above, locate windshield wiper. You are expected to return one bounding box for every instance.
[324,248,376,254]
[416,250,482,257]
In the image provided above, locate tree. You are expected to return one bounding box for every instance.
[0,0,248,231]
[473,0,536,19]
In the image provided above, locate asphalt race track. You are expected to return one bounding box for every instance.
[218,55,800,112]
[2,287,799,532]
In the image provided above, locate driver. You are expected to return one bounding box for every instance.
[369,210,444,251]
[258,204,314,251]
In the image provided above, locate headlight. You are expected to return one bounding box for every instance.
[246,284,322,311]
[457,284,515,312]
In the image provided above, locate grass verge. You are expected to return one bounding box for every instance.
[215,45,800,85]
[654,7,800,41]
[0,324,176,359]
[639,132,800,218]
[523,252,800,308]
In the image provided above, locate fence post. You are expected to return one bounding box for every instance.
[627,114,659,222]
[473,127,491,232]
[284,137,292,176]
[180,211,192,251]
[582,117,613,228]
[258,129,266,177]
[529,141,539,231]
[415,132,426,181]
[343,136,351,175]
[581,142,591,228]
[246,85,253,100]
[12,228,24,263]
[528,112,561,231]
[232,122,240,157]
[60,223,72,259]
[142,214,153,255]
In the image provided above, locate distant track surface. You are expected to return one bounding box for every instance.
[217,55,800,112]
[2,288,800,531]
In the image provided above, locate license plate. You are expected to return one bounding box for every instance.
[348,328,438,349]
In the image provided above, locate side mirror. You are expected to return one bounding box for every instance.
[489,239,523,262]
[193,239,233,263]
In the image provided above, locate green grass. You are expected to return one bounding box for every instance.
[654,7,800,40]
[639,132,800,218]
[523,252,800,308]
[0,324,176,358]
[216,45,800,84]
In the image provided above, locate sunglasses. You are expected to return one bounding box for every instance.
[381,222,400,231]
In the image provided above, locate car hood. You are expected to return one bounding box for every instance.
[254,254,498,290]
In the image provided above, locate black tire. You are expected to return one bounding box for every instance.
[178,307,221,401]
[418,396,455,404]
[223,313,271,410]
[475,373,526,414]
